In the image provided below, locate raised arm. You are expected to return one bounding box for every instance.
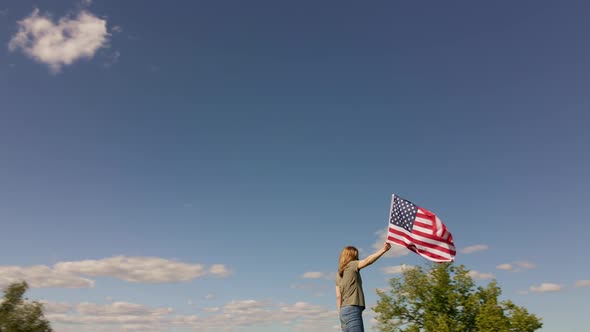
[358,242,391,270]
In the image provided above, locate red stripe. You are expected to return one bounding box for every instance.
[388,232,456,258]
[409,228,456,249]
[389,237,417,253]
[418,206,436,216]
[389,227,456,255]
[388,236,452,262]
[413,220,434,230]
[416,212,434,221]
[414,247,451,261]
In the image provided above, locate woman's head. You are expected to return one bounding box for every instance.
[338,246,359,277]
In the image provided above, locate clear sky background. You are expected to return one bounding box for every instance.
[1,1,589,331]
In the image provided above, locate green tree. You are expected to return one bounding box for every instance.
[374,263,542,332]
[0,282,53,332]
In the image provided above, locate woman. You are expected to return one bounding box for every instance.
[336,242,391,332]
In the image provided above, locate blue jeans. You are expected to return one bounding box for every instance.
[340,305,365,332]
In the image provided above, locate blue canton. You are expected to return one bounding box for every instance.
[390,196,418,232]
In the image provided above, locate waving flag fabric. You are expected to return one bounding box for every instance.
[387,194,456,262]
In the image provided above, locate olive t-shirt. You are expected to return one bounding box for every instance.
[336,260,365,307]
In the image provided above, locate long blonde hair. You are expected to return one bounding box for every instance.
[338,246,359,277]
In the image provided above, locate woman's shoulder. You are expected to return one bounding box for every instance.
[346,260,360,270]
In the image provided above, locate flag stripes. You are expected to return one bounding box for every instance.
[387,195,456,262]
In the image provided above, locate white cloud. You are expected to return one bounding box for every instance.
[45,299,337,332]
[8,8,108,72]
[77,302,173,316]
[373,229,410,258]
[529,283,563,293]
[461,244,489,254]
[112,25,123,33]
[1,256,230,289]
[48,313,165,325]
[302,271,324,279]
[55,256,216,283]
[301,271,335,280]
[208,264,232,277]
[515,261,536,269]
[0,265,94,288]
[382,265,415,275]
[575,280,590,288]
[223,299,269,315]
[47,301,172,327]
[496,261,536,272]
[467,270,495,280]
[41,301,73,314]
[121,324,162,332]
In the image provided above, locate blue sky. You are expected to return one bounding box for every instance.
[1,0,589,331]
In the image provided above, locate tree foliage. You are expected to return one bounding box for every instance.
[0,282,53,332]
[374,263,542,332]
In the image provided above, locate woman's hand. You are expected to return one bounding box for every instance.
[383,242,391,252]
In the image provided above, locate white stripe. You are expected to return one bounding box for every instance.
[387,233,456,259]
[413,225,432,235]
[390,225,455,249]
[417,208,432,218]
[415,216,433,226]
[388,232,454,259]
[434,216,444,237]
[388,232,454,260]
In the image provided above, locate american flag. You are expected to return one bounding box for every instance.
[387,194,456,262]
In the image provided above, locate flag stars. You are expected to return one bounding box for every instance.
[390,196,418,232]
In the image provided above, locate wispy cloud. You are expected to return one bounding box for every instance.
[301,271,334,280]
[302,272,324,279]
[467,270,495,280]
[0,266,94,288]
[575,280,590,288]
[461,244,489,254]
[40,301,73,314]
[55,256,231,283]
[0,256,231,288]
[174,300,336,331]
[44,299,337,331]
[208,264,232,277]
[529,283,563,293]
[77,302,172,316]
[46,302,172,326]
[103,51,120,68]
[382,264,415,275]
[496,261,536,272]
[8,8,109,73]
